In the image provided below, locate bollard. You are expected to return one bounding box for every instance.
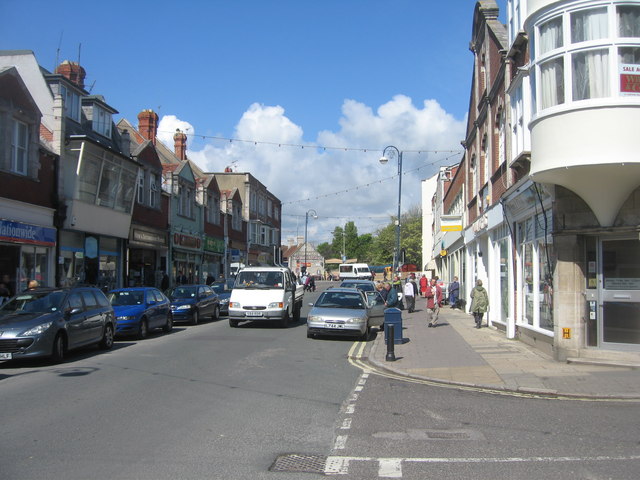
[385,324,396,361]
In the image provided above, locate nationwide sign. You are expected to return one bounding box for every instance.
[0,219,56,246]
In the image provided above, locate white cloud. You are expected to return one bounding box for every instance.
[157,115,195,151]
[176,96,465,245]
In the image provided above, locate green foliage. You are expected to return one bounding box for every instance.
[321,205,422,267]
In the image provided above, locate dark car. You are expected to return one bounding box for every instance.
[107,287,173,339]
[210,280,234,316]
[165,284,220,324]
[0,286,115,363]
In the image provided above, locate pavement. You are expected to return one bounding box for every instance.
[366,304,640,400]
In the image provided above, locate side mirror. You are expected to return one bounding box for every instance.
[308,303,314,307]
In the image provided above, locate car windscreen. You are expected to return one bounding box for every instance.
[315,292,365,309]
[0,290,66,314]
[166,286,196,299]
[211,283,228,294]
[108,290,144,306]
[234,272,284,289]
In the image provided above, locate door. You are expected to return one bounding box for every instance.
[366,291,385,327]
[65,292,88,348]
[600,238,640,347]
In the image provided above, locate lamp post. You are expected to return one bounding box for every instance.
[304,209,318,274]
[380,145,403,277]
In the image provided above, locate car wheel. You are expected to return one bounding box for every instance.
[361,325,371,341]
[191,309,199,325]
[163,314,173,333]
[51,333,66,363]
[137,318,149,340]
[307,330,315,339]
[99,324,114,350]
[229,318,239,327]
[279,310,290,328]
[212,305,220,321]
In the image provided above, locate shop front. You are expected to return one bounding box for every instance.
[59,230,123,291]
[127,226,168,288]
[0,218,56,294]
[170,230,202,285]
[203,235,224,283]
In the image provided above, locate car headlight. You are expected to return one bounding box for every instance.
[175,305,193,311]
[116,315,137,321]
[308,315,321,322]
[230,302,241,308]
[22,322,53,336]
[220,298,229,304]
[346,317,364,324]
[268,302,283,308]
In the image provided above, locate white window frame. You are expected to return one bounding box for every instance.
[61,84,81,122]
[150,173,158,208]
[137,171,145,204]
[93,105,112,138]
[11,119,28,175]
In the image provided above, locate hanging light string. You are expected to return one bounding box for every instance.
[149,128,461,155]
[282,151,461,205]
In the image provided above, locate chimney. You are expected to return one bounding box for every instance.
[174,129,187,160]
[137,109,158,145]
[55,60,86,89]
[120,129,131,157]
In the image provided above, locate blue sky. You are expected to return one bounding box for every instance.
[1,0,507,244]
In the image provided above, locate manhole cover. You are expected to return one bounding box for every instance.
[269,453,327,473]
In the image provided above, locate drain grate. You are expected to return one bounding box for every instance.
[269,453,328,473]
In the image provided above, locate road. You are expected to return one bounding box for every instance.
[1,282,639,479]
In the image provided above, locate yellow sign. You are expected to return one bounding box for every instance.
[440,250,447,257]
[441,214,462,232]
[562,328,571,339]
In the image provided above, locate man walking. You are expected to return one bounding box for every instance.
[449,276,460,308]
[403,278,416,313]
[425,278,442,327]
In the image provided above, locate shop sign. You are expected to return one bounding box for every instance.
[441,215,462,232]
[230,249,240,261]
[204,236,225,254]
[0,219,56,246]
[562,328,571,339]
[173,232,201,250]
[620,64,640,96]
[132,229,166,247]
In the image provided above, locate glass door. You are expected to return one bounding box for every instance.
[600,238,640,347]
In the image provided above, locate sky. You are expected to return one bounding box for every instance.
[1,0,507,245]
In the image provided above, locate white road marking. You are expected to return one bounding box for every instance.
[333,435,348,450]
[354,385,363,392]
[345,404,355,414]
[341,418,352,429]
[378,458,402,477]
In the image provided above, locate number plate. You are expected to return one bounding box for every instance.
[327,323,344,329]
[245,311,263,317]
[0,352,12,360]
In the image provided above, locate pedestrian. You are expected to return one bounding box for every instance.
[206,272,214,285]
[160,273,170,291]
[0,282,10,304]
[27,279,39,290]
[470,279,489,328]
[403,278,415,313]
[419,274,428,297]
[176,270,188,285]
[449,276,460,308]
[425,278,443,327]
[384,283,398,308]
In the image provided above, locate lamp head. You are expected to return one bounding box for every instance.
[379,156,389,165]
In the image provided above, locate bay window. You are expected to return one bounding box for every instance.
[11,119,28,175]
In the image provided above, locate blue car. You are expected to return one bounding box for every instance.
[166,284,220,324]
[107,287,173,339]
[210,280,234,316]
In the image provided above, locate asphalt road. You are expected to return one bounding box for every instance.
[1,282,639,479]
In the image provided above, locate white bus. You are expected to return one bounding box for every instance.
[338,263,372,281]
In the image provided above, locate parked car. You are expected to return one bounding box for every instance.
[339,280,377,293]
[307,287,385,340]
[210,280,234,316]
[0,286,115,363]
[107,287,173,339]
[165,284,220,324]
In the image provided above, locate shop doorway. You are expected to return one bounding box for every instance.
[600,238,640,347]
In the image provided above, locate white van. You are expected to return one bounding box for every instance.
[338,263,372,281]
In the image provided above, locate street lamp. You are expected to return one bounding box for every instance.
[380,145,403,277]
[304,209,318,273]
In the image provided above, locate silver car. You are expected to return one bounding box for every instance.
[0,287,116,363]
[307,287,385,340]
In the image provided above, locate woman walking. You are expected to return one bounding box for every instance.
[469,279,489,328]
